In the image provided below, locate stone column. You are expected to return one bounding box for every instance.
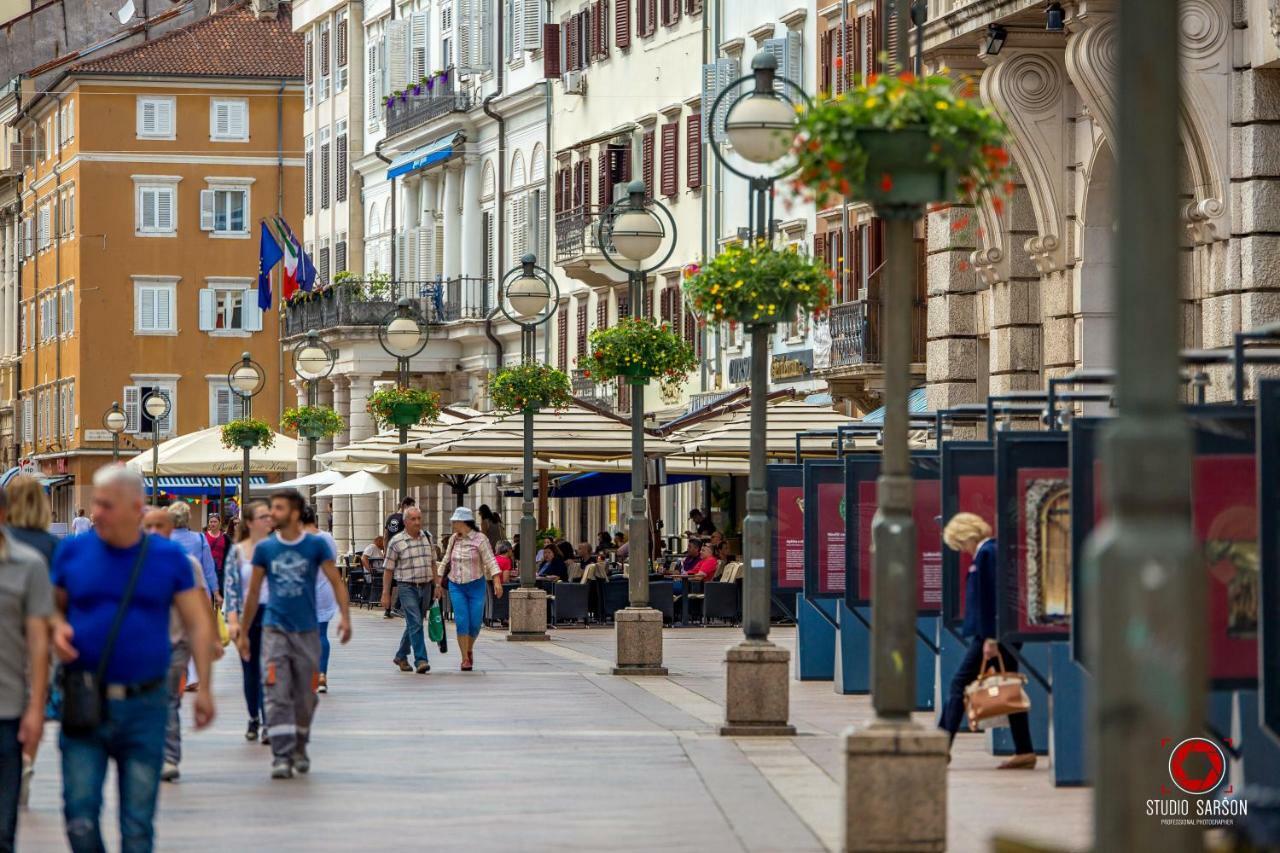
[315,378,336,538]
[330,375,351,553]
[460,157,483,311]
[292,379,310,478]
[442,164,462,280]
[346,373,380,549]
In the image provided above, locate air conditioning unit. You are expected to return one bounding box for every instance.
[562,69,587,95]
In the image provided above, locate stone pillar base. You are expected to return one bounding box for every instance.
[720,640,796,736]
[842,720,948,852]
[611,607,667,675]
[506,588,549,641]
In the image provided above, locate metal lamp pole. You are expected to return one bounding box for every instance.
[228,352,266,513]
[103,402,126,463]
[499,255,560,642]
[707,52,808,733]
[142,392,170,506]
[597,180,677,675]
[293,329,336,488]
[378,299,429,505]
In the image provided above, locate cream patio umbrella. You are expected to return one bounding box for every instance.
[676,398,862,460]
[126,426,298,475]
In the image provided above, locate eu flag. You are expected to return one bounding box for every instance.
[258,221,284,310]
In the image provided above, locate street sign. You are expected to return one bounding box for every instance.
[84,429,113,442]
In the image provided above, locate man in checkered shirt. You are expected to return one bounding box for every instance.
[380,507,436,674]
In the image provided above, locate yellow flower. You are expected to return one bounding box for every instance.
[749,258,758,265]
[794,103,805,113]
[834,93,845,103]
[864,96,879,109]
[935,100,949,111]
[956,99,968,108]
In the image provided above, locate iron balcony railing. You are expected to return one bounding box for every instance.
[385,88,471,137]
[826,294,926,370]
[283,277,494,338]
[555,205,616,264]
[570,368,617,412]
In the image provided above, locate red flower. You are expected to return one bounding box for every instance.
[898,71,915,83]
[839,179,852,196]
[827,159,843,173]
[879,173,894,193]
[834,56,844,69]
[992,196,1005,215]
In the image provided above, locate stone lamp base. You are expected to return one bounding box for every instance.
[612,607,667,676]
[720,640,796,736]
[506,588,549,641]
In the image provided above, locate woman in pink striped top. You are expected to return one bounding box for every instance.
[437,507,503,671]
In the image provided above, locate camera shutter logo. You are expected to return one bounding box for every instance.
[1167,737,1227,795]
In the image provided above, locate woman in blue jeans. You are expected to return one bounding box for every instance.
[938,512,1036,769]
[437,507,504,671]
[224,500,272,742]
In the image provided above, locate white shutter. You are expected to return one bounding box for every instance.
[416,226,433,279]
[405,229,420,282]
[138,99,156,136]
[395,231,407,279]
[434,221,445,277]
[456,0,472,73]
[784,30,803,89]
[367,42,380,127]
[244,291,264,331]
[139,189,155,230]
[157,99,173,136]
[386,19,410,94]
[527,189,541,260]
[214,101,231,137]
[23,398,33,442]
[157,188,174,231]
[215,387,234,425]
[410,12,430,81]
[66,102,74,140]
[702,58,739,142]
[511,0,523,53]
[458,0,490,73]
[230,101,247,139]
[522,0,540,49]
[124,386,141,432]
[198,288,215,330]
[200,190,216,230]
[156,388,173,435]
[157,286,172,331]
[139,287,156,330]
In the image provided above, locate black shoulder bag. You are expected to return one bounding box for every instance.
[61,536,151,735]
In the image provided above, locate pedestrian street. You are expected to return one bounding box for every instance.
[17,614,1091,853]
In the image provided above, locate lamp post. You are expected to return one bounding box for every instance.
[141,391,170,505]
[597,179,677,676]
[705,51,806,733]
[499,254,559,642]
[292,329,337,483]
[228,352,266,513]
[377,298,428,504]
[103,402,126,463]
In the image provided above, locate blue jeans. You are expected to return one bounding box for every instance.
[239,612,264,722]
[60,682,168,853]
[0,718,20,853]
[938,637,1033,755]
[318,621,331,675]
[395,584,430,665]
[449,578,487,638]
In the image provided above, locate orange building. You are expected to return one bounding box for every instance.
[14,0,303,519]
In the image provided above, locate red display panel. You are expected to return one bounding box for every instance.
[1194,454,1258,683]
[774,484,805,589]
[955,474,996,616]
[1013,466,1072,636]
[817,481,846,594]
[857,480,944,611]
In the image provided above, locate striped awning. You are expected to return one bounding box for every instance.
[145,476,268,496]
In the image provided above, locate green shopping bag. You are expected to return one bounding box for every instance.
[427,601,445,644]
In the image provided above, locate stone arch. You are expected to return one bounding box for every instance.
[510,150,527,190]
[1076,138,1116,371]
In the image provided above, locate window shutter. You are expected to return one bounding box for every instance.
[581,157,592,208]
[157,189,173,231]
[305,149,314,214]
[320,22,332,76]
[386,18,410,94]
[522,0,541,48]
[336,239,348,273]
[641,129,654,197]
[576,301,587,356]
[686,113,701,189]
[244,293,264,331]
[457,0,473,73]
[230,101,247,139]
[320,142,331,209]
[338,16,348,67]
[543,23,561,76]
[336,133,349,202]
[597,296,608,330]
[65,102,74,140]
[367,43,380,126]
[685,0,700,13]
[660,122,677,197]
[641,0,656,36]
[566,13,580,71]
[155,389,172,435]
[481,210,492,285]
[661,0,678,27]
[862,13,875,79]
[306,32,314,84]
[597,152,610,212]
[784,30,804,88]
[557,309,568,370]
[200,190,215,230]
[198,288,215,330]
[410,11,430,80]
[139,286,156,330]
[140,100,155,135]
[215,387,233,425]
[614,0,630,47]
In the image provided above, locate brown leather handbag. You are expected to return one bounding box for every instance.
[964,651,1031,732]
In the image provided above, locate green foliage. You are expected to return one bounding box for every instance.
[683,242,833,326]
[281,406,345,440]
[489,363,574,414]
[220,418,275,450]
[366,386,442,429]
[577,316,698,385]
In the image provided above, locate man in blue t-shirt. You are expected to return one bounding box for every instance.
[238,489,351,780]
[51,465,217,853]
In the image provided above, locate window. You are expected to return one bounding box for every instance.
[336,122,349,202]
[318,239,331,286]
[37,203,50,250]
[305,135,314,215]
[318,19,332,102]
[200,185,249,235]
[18,304,26,351]
[209,382,237,427]
[39,293,56,341]
[686,112,701,190]
[136,183,177,235]
[319,127,331,210]
[61,284,73,335]
[134,278,177,334]
[210,99,249,141]
[60,102,74,144]
[335,235,348,274]
[336,11,349,92]
[199,280,262,333]
[137,96,176,139]
[637,0,656,37]
[305,30,314,108]
[60,188,75,237]
[660,120,678,198]
[660,0,679,26]
[366,36,382,130]
[124,385,174,435]
[63,382,75,440]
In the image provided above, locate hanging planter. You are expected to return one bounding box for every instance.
[367,387,442,430]
[489,363,573,414]
[793,71,1012,213]
[577,316,697,386]
[281,406,344,441]
[220,418,275,450]
[683,242,833,327]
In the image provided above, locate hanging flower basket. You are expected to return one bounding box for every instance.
[367,387,442,430]
[577,316,697,386]
[683,242,833,327]
[281,406,344,441]
[489,362,574,414]
[220,418,275,450]
[793,71,1012,213]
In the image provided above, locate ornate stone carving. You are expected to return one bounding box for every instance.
[1025,235,1063,275]
[1184,197,1226,244]
[970,246,1006,288]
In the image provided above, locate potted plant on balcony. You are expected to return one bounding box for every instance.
[577,316,697,385]
[488,362,574,414]
[281,406,344,441]
[367,386,442,430]
[683,241,833,327]
[793,71,1012,211]
[220,417,275,450]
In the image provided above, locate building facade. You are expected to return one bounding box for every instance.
[13,0,302,518]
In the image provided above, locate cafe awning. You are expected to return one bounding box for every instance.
[126,427,298,476]
[386,132,462,179]
[676,398,861,458]
[145,476,268,496]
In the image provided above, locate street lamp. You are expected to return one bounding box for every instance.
[292,329,336,484]
[499,254,559,642]
[141,391,170,505]
[377,298,428,503]
[227,352,265,512]
[706,51,807,733]
[596,180,677,676]
[103,401,126,463]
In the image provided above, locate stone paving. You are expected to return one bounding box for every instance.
[17,612,1092,852]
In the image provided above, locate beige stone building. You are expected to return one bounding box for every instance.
[917,0,1276,410]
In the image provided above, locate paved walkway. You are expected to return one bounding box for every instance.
[17,612,1091,852]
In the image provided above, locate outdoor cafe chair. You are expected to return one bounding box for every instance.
[551,581,590,626]
[702,563,742,626]
[648,581,675,626]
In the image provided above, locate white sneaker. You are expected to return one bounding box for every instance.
[271,758,293,779]
[19,757,33,807]
[161,762,180,782]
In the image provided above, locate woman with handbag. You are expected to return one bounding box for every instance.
[938,513,1036,769]
[436,507,503,672]
[223,500,273,743]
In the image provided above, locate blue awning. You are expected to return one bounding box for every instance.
[386,133,461,179]
[145,476,268,496]
[861,387,930,425]
[502,472,702,499]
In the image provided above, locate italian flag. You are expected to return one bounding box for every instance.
[270,217,300,299]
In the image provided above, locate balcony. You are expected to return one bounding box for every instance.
[830,300,880,367]
[283,278,493,339]
[571,368,618,412]
[818,297,926,414]
[555,205,629,288]
[385,87,471,137]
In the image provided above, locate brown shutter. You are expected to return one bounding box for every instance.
[589,5,599,62]
[305,35,313,84]
[581,157,592,208]
[640,0,655,37]
[567,14,580,71]
[660,121,678,198]
[598,152,611,211]
[662,0,680,27]
[577,302,588,356]
[337,17,348,67]
[685,0,701,13]
[558,310,569,370]
[597,297,607,330]
[642,130,655,197]
[814,233,828,270]
[320,25,331,75]
[615,0,631,48]
[671,285,682,333]
[336,133,348,202]
[544,23,561,77]
[864,13,877,78]
[819,29,832,95]
[596,0,608,59]
[686,113,701,190]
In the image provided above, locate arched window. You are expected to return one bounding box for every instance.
[481,160,496,201]
[510,151,527,190]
